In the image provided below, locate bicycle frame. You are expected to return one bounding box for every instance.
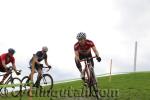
[41,66,50,84]
[0,67,15,85]
[81,56,97,86]
[81,56,100,99]
[27,65,51,85]
[21,65,53,93]
[0,67,19,95]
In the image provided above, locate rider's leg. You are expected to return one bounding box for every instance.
[27,62,35,83]
[0,68,9,84]
[34,66,42,87]
[26,73,31,84]
[28,61,33,82]
[75,59,82,73]
[89,57,98,84]
[75,56,86,80]
[0,75,9,84]
[83,54,94,85]
[90,58,94,67]
[86,53,94,67]
[75,54,85,73]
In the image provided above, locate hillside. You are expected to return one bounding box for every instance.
[0,72,150,100]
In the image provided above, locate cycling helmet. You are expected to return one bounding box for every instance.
[8,48,15,54]
[76,32,86,40]
[42,46,48,52]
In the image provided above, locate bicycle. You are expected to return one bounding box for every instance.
[0,66,22,97]
[21,64,53,93]
[81,56,101,100]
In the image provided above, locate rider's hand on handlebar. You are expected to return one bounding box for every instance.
[39,64,43,67]
[16,71,21,75]
[96,56,101,62]
[5,67,10,72]
[46,65,51,72]
[48,65,52,69]
[75,57,81,62]
[4,68,8,72]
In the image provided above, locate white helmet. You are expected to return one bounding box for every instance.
[76,32,86,40]
[42,46,48,52]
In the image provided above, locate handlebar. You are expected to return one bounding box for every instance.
[39,64,51,68]
[28,64,51,72]
[8,66,22,75]
[80,56,97,62]
[8,66,21,71]
[42,66,51,72]
[42,66,50,68]
[17,70,22,73]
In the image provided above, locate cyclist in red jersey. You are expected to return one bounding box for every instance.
[74,32,101,80]
[0,48,20,84]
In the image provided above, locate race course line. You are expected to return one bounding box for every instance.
[0,82,33,88]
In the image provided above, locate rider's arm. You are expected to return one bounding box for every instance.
[44,58,50,67]
[92,46,101,62]
[92,46,100,57]
[2,60,7,70]
[75,50,80,61]
[12,63,18,73]
[1,54,7,70]
[34,55,41,65]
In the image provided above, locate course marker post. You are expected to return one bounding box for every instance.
[29,54,36,97]
[109,59,112,82]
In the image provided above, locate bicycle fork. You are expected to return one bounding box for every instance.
[42,75,47,84]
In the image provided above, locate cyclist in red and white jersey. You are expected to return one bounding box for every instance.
[0,48,20,84]
[74,32,101,79]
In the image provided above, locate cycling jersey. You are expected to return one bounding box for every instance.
[74,39,95,55]
[35,51,47,62]
[30,51,47,62]
[0,53,15,68]
[29,51,47,71]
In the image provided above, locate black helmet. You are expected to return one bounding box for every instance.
[8,48,15,54]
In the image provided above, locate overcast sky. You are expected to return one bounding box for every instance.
[0,0,150,81]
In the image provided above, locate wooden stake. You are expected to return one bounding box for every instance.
[29,54,36,97]
[109,59,112,82]
[134,41,138,72]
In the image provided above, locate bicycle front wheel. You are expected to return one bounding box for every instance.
[90,68,101,100]
[21,76,30,94]
[40,74,53,90]
[6,77,22,97]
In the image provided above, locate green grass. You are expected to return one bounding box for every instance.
[1,72,150,100]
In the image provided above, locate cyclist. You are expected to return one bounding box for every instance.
[0,48,20,84]
[28,46,51,87]
[74,32,101,80]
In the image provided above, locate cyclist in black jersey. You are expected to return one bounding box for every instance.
[28,46,51,87]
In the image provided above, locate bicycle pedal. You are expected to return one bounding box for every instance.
[0,82,3,85]
[12,86,15,88]
[83,83,88,87]
[26,83,30,86]
[33,84,42,88]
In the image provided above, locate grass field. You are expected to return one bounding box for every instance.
[0,72,150,100]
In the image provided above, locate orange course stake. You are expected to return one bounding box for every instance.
[29,54,36,97]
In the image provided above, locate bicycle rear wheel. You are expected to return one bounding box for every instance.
[40,74,53,90]
[0,86,8,96]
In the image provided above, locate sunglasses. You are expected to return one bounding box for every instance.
[43,51,47,53]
